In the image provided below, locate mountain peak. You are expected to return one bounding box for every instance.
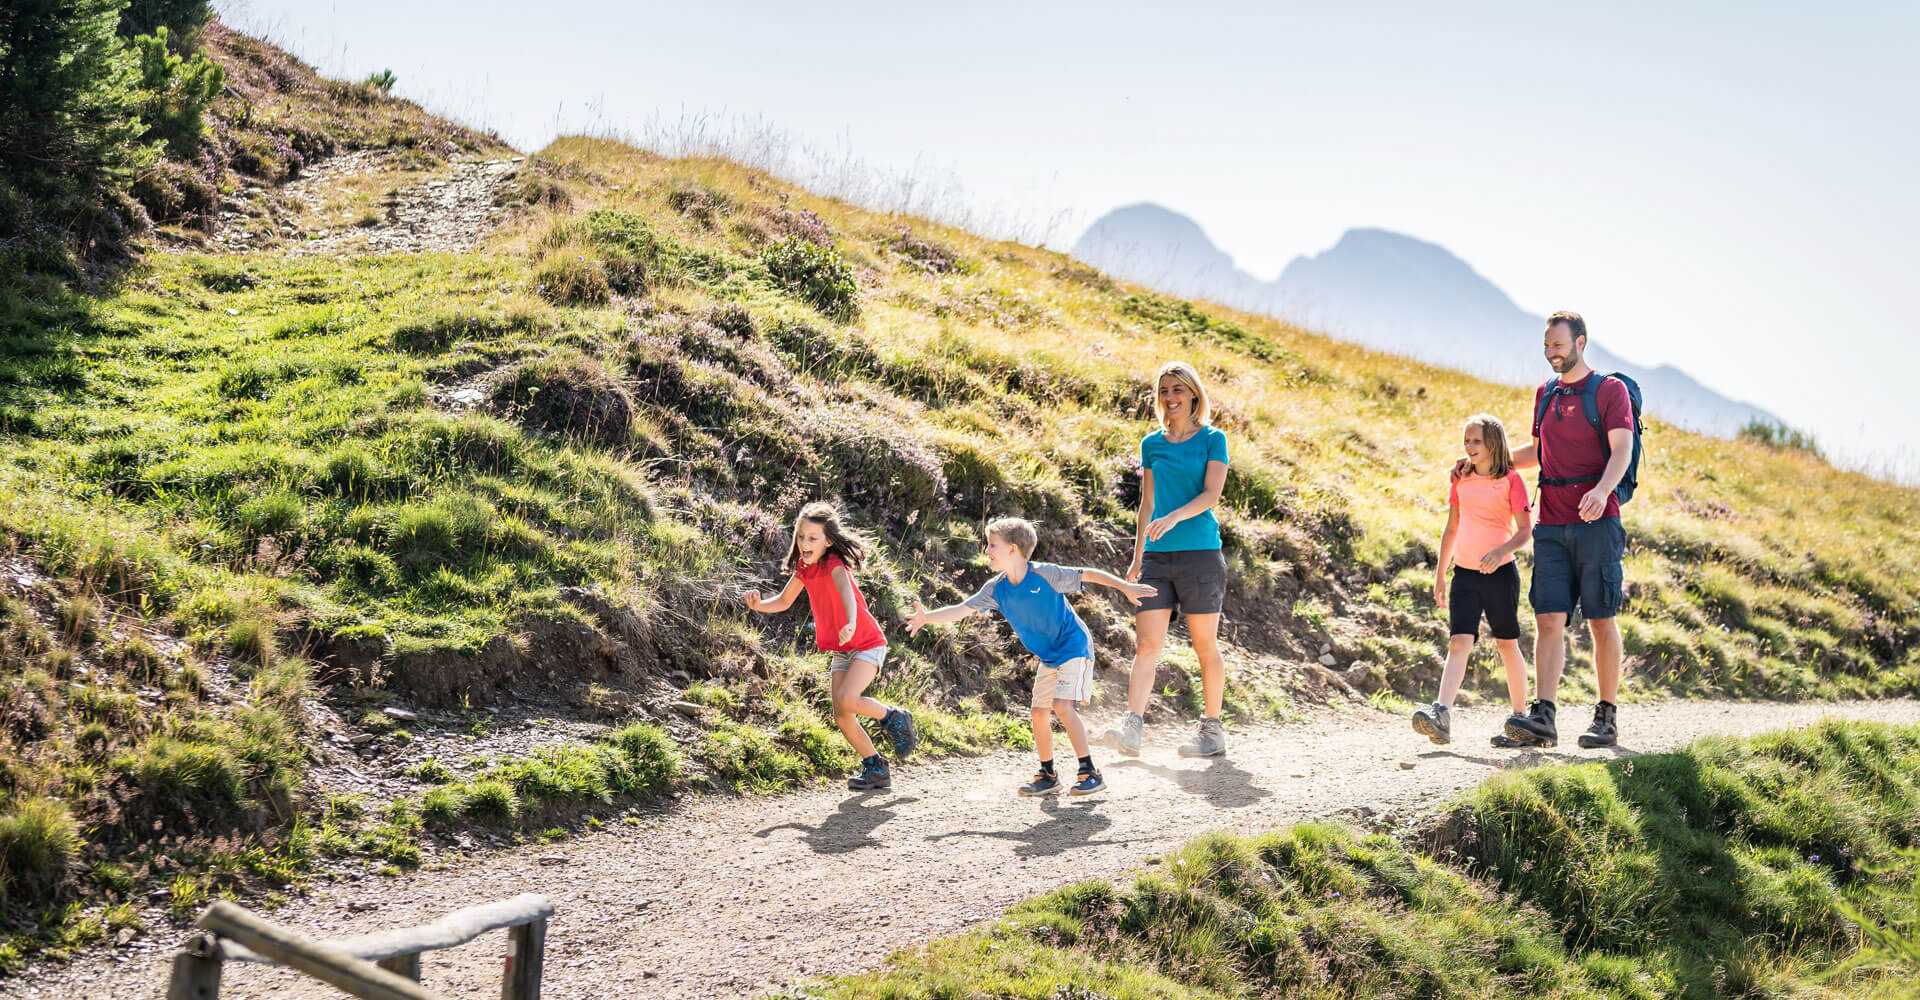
[1075,207,1782,436]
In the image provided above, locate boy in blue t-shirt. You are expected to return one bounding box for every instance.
[907,517,1157,796]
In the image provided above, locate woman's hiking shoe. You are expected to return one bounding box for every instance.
[1069,770,1105,796]
[1097,711,1144,757]
[1577,702,1618,748]
[1411,704,1452,744]
[847,758,891,791]
[1019,771,1063,796]
[1504,700,1558,747]
[881,707,919,758]
[1177,717,1227,758]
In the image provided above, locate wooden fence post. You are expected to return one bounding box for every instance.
[502,916,546,1000]
[197,901,444,1000]
[166,932,223,1000]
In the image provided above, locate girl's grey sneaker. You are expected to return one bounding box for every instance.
[1177,717,1227,757]
[1097,711,1144,757]
[881,707,919,758]
[847,758,890,791]
[1019,771,1063,796]
[1069,770,1105,796]
[1412,704,1452,744]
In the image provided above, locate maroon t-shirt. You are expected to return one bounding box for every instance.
[1533,373,1635,526]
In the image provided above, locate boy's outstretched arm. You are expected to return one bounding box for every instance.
[905,600,976,635]
[743,575,802,614]
[1080,567,1158,606]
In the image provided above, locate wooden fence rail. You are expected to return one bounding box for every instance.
[166,893,554,1000]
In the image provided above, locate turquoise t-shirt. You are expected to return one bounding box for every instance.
[1141,425,1230,552]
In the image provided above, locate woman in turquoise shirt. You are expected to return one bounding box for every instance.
[1099,361,1232,759]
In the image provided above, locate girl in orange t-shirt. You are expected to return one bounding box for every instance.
[1413,415,1535,748]
[744,502,916,790]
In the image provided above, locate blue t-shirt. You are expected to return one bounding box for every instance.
[1140,425,1230,552]
[962,562,1092,667]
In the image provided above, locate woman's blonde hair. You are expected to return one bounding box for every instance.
[1464,413,1514,478]
[1153,361,1211,429]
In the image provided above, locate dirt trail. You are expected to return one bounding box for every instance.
[17,698,1918,999]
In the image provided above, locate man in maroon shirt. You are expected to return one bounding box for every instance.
[1456,311,1633,749]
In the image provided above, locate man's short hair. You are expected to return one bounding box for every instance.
[1546,310,1587,342]
[985,517,1038,559]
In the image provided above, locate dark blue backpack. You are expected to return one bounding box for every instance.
[1531,372,1643,505]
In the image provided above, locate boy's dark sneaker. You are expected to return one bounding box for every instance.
[1577,702,1618,748]
[1411,704,1452,745]
[1019,771,1062,796]
[1504,699,1558,748]
[847,758,890,791]
[1069,769,1105,796]
[881,708,919,758]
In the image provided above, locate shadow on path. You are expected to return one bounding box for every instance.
[753,793,921,855]
[1109,755,1273,808]
[923,796,1141,859]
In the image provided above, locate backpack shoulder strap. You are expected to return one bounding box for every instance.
[1580,374,1610,438]
[1531,378,1557,439]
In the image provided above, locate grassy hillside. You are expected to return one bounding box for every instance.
[816,721,1920,1000]
[2,25,1918,971]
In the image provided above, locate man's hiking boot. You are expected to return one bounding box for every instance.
[1491,712,1536,748]
[881,707,919,758]
[1411,704,1452,745]
[1019,771,1063,796]
[1177,717,1227,758]
[1070,769,1105,796]
[847,757,891,791]
[1577,701,1618,749]
[1097,711,1144,757]
[1504,699,1558,748]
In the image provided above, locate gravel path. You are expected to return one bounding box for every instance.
[14,698,1918,999]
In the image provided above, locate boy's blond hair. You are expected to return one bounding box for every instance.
[986,517,1038,560]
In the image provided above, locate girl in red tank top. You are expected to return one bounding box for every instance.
[743,502,916,790]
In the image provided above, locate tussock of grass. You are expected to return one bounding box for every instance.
[820,722,1920,1000]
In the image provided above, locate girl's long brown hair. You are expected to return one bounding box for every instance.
[783,501,868,573]
[1465,413,1515,478]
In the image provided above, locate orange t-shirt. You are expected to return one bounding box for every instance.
[1448,470,1531,570]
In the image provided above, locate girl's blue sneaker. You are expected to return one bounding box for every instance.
[1018,771,1062,796]
[1070,769,1105,796]
[881,707,919,758]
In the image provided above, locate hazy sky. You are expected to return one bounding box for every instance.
[216,1,1920,480]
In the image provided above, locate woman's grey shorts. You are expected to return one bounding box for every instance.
[1136,549,1227,616]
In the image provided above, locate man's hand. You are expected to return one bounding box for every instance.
[1145,515,1181,541]
[1121,582,1158,606]
[1478,549,1505,574]
[906,600,930,635]
[1578,485,1610,521]
[1449,456,1473,481]
[838,622,856,644]
[1432,572,1448,607]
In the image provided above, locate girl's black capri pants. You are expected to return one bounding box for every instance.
[1448,562,1521,640]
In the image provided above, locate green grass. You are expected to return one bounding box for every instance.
[816,722,1920,999]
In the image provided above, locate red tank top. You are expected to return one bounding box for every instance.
[795,553,885,652]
